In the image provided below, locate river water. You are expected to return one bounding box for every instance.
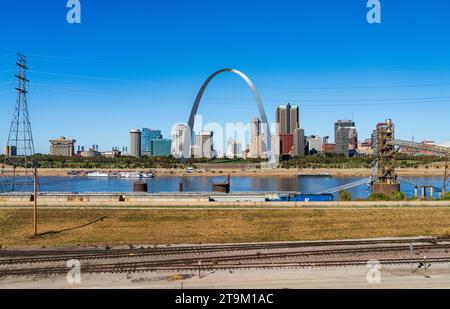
[21,175,445,199]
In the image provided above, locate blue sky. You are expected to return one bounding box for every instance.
[1,0,450,153]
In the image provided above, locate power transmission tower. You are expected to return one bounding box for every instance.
[0,53,36,193]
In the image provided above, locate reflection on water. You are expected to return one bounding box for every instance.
[18,175,446,199]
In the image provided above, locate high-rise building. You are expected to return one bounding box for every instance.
[49,137,76,157]
[307,135,322,155]
[141,128,162,156]
[130,129,142,158]
[249,117,263,158]
[151,139,172,157]
[323,136,330,145]
[171,124,188,158]
[226,138,243,159]
[193,131,214,159]
[371,129,378,155]
[293,128,305,157]
[276,103,299,135]
[275,103,299,156]
[334,120,358,157]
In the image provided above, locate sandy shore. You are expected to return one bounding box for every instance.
[1,167,447,177]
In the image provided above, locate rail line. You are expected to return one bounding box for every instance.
[0,237,442,261]
[1,257,449,277]
[0,242,448,266]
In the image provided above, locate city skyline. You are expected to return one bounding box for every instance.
[1,1,450,153]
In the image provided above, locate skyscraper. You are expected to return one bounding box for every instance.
[334,120,358,157]
[226,138,243,159]
[276,103,299,156]
[249,117,262,158]
[293,128,305,157]
[193,131,214,159]
[141,128,162,156]
[276,103,299,135]
[171,124,188,158]
[130,129,142,158]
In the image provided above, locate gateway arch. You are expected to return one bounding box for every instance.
[182,68,273,161]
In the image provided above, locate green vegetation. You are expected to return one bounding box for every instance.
[0,153,445,170]
[441,192,450,201]
[368,192,405,201]
[338,190,352,201]
[280,153,445,169]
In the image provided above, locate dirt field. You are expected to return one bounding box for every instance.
[1,208,450,248]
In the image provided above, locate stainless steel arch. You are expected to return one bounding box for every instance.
[184,68,272,159]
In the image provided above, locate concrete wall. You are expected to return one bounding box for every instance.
[2,193,450,207]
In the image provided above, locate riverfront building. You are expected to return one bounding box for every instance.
[49,137,76,157]
[130,129,142,158]
[151,139,172,157]
[275,103,300,156]
[141,128,162,156]
[334,120,358,157]
[293,128,305,157]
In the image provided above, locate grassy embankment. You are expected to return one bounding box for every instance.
[1,208,450,248]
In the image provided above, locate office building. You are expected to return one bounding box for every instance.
[226,138,243,159]
[151,139,172,157]
[171,124,188,158]
[334,120,358,157]
[307,135,322,155]
[130,129,142,158]
[141,128,162,156]
[275,103,299,156]
[49,137,76,157]
[80,148,101,158]
[193,131,214,159]
[101,149,122,158]
[293,128,305,157]
[276,103,299,135]
[322,143,337,154]
[371,129,378,155]
[249,117,263,158]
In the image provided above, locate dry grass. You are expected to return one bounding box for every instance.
[1,208,450,248]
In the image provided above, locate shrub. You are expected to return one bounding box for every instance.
[393,192,405,201]
[338,190,352,201]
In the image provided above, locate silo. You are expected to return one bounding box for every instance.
[130,129,142,158]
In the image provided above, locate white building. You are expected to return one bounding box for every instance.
[171,124,188,158]
[226,137,243,159]
[307,135,322,154]
[193,131,214,159]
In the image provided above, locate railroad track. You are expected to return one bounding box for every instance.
[0,237,445,265]
[1,257,449,277]
[0,242,448,266]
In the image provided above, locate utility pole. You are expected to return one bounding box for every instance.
[33,165,38,236]
[443,158,448,196]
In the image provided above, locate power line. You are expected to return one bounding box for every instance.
[203,95,450,103]
[26,53,103,63]
[29,70,154,84]
[0,53,15,59]
[213,82,450,90]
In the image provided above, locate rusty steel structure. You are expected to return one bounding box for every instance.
[373,119,400,196]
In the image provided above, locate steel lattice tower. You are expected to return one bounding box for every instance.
[0,53,36,192]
